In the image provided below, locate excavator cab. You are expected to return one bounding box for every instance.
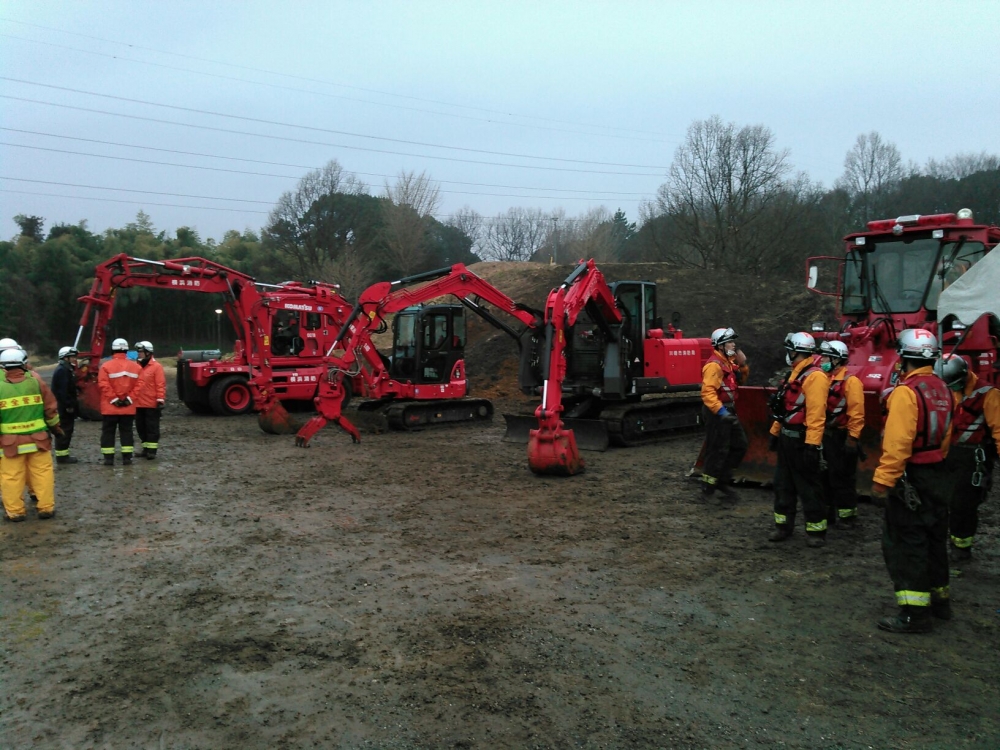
[390,304,466,384]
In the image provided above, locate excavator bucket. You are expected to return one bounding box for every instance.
[77,379,103,421]
[257,400,302,435]
[528,424,585,476]
[503,414,610,451]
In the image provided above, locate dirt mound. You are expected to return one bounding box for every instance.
[461,261,836,395]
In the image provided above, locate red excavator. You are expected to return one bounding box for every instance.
[73,254,352,425]
[253,263,544,444]
[734,208,1000,490]
[264,259,712,475]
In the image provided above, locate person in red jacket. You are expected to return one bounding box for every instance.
[698,327,749,500]
[134,341,166,460]
[97,338,142,466]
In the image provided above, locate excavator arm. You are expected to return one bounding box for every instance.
[73,254,258,418]
[294,264,542,447]
[528,260,622,476]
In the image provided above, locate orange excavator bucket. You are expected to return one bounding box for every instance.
[257,399,302,435]
[527,421,584,476]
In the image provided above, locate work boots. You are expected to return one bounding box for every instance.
[103,455,115,467]
[56,455,79,465]
[768,526,792,542]
[122,455,132,466]
[931,598,953,620]
[878,606,932,634]
[950,545,972,562]
[805,534,826,548]
[144,449,157,460]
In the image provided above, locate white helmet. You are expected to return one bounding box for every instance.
[111,338,129,352]
[135,340,154,354]
[817,340,849,363]
[784,332,816,355]
[711,327,738,348]
[896,328,939,362]
[933,352,968,390]
[58,346,78,359]
[0,347,28,370]
[0,337,19,351]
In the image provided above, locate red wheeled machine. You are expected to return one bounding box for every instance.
[735,208,1000,490]
[73,254,352,427]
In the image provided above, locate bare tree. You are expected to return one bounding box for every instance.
[447,206,484,257]
[382,170,441,276]
[264,160,367,278]
[836,131,903,223]
[651,115,802,273]
[925,151,1000,180]
[483,207,548,262]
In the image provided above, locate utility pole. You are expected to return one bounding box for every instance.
[552,216,559,265]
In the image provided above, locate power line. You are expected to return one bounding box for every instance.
[0,77,669,170]
[0,128,655,197]
[0,176,275,204]
[1,95,664,177]
[0,187,270,214]
[0,32,675,146]
[0,18,670,139]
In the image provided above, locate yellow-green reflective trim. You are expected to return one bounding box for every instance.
[121,447,134,454]
[838,508,858,518]
[896,590,930,607]
[142,442,158,449]
[54,449,70,457]
[45,415,60,427]
[806,520,828,532]
[774,513,788,525]
[931,586,950,600]
[16,443,39,454]
[101,447,115,455]
[701,474,717,485]
[1,418,46,434]
[951,536,973,549]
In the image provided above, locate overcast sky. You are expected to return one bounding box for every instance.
[1,0,997,243]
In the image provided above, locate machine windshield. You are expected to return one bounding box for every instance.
[842,238,987,315]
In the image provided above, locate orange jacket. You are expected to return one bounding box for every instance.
[98,353,142,415]
[828,366,866,439]
[873,366,953,487]
[769,357,830,446]
[134,357,166,408]
[700,353,748,414]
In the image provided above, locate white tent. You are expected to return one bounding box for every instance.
[937,248,1000,326]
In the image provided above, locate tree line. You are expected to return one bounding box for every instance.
[2,118,997,356]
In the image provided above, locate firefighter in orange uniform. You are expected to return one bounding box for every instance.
[133,341,166,459]
[768,332,830,547]
[0,347,61,521]
[935,353,1000,562]
[98,338,142,466]
[872,329,953,634]
[698,327,749,500]
[818,340,865,527]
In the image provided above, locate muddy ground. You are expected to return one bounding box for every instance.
[2,388,999,748]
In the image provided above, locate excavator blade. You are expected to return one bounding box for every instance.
[257,400,302,435]
[726,386,885,495]
[528,425,585,476]
[503,414,609,451]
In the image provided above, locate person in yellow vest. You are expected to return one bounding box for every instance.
[698,327,749,500]
[767,332,830,547]
[935,353,1000,563]
[98,338,142,466]
[817,340,865,528]
[0,347,61,521]
[871,329,953,633]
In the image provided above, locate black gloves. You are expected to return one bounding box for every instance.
[803,445,822,473]
[768,435,779,452]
